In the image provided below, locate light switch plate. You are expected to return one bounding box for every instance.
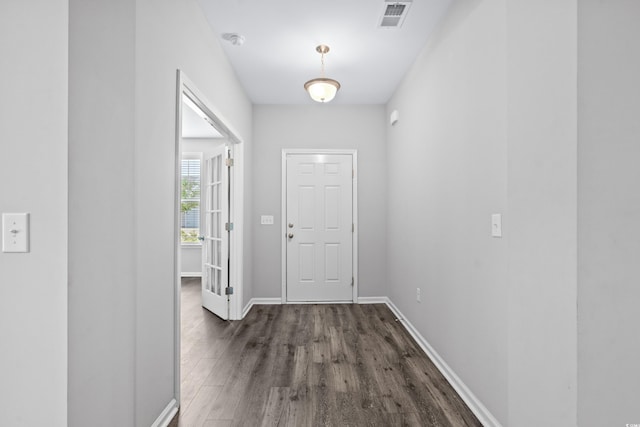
[260,215,274,225]
[491,213,502,238]
[2,213,30,253]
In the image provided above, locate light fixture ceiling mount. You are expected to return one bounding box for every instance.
[304,44,341,103]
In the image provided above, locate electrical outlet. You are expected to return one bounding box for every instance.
[416,287,421,303]
[491,213,502,237]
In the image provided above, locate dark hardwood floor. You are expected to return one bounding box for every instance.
[169,278,481,427]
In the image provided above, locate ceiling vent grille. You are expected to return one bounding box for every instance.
[379,1,412,28]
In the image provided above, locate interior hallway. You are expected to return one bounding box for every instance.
[170,278,480,426]
[4,1,640,426]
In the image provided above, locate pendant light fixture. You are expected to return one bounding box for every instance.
[304,45,341,103]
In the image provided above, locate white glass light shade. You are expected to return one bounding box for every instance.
[304,78,341,103]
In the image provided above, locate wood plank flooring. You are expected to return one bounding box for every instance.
[169,278,482,427]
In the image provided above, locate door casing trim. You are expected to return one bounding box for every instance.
[174,70,245,407]
[281,149,358,304]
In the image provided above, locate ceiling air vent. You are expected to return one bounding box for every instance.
[379,0,412,28]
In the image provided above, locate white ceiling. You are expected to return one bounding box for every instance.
[196,0,453,105]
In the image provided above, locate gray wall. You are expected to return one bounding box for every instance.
[578,1,640,425]
[386,0,508,422]
[69,0,137,424]
[0,2,68,426]
[181,245,201,275]
[506,1,578,425]
[387,0,578,425]
[252,105,387,299]
[68,0,253,425]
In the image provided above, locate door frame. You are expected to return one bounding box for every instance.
[281,149,358,304]
[174,70,245,404]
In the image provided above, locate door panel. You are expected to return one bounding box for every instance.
[324,186,340,229]
[299,244,316,282]
[201,145,229,319]
[298,186,315,230]
[286,153,353,302]
[324,244,340,281]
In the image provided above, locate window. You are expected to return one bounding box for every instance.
[181,157,201,244]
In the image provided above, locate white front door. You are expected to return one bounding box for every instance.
[201,145,229,319]
[285,153,354,302]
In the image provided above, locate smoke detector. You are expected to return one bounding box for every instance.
[222,33,245,46]
[378,1,412,28]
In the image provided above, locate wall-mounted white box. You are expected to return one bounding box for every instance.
[2,213,30,253]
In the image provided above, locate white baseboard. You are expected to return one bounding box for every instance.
[151,398,178,427]
[243,297,390,316]
[384,299,502,427]
[242,297,282,318]
[180,272,201,278]
[284,300,353,305]
[357,296,390,304]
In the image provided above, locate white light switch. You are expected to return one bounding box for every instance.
[2,213,30,253]
[491,213,502,238]
[260,215,274,225]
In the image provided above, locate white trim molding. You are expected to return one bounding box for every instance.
[384,300,502,427]
[174,69,246,411]
[357,296,390,304]
[242,298,282,318]
[151,398,178,427]
[242,297,384,318]
[180,272,202,278]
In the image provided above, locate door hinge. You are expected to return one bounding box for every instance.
[226,158,234,167]
[351,277,354,287]
[225,286,234,295]
[225,222,234,231]
[352,223,354,232]
[352,169,355,178]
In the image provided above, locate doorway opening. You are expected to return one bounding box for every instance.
[174,70,245,405]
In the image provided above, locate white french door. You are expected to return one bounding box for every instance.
[285,153,354,302]
[201,145,229,319]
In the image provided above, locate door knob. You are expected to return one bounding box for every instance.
[288,223,294,228]
[288,233,294,239]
